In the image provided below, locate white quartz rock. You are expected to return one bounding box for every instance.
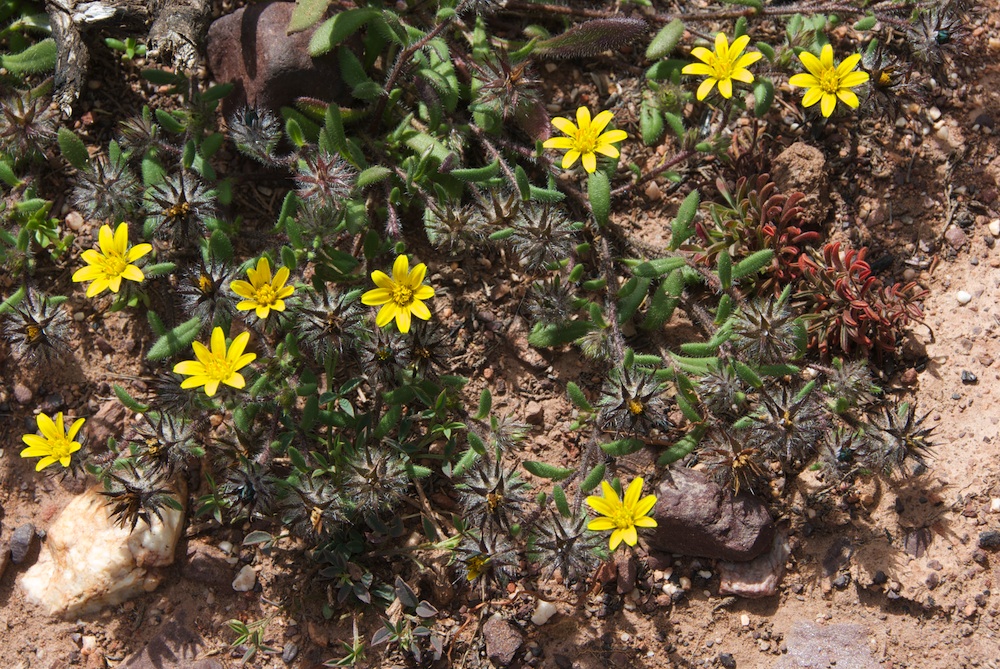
[19,485,184,617]
[530,600,558,625]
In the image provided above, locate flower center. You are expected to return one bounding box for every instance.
[391,284,414,307]
[466,555,490,580]
[48,436,75,461]
[203,354,232,382]
[26,324,41,341]
[100,252,128,278]
[198,274,214,294]
[254,283,278,305]
[627,399,645,416]
[709,53,737,80]
[818,69,842,94]
[610,507,634,530]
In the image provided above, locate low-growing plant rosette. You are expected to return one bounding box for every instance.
[173,327,257,397]
[586,477,658,550]
[21,412,85,471]
[543,107,628,174]
[361,254,435,334]
[71,222,152,297]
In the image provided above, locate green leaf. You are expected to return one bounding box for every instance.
[527,321,593,348]
[449,160,500,182]
[669,189,700,250]
[714,294,732,325]
[286,117,305,148]
[288,446,308,471]
[657,424,707,465]
[552,485,571,517]
[663,111,685,138]
[718,250,732,290]
[640,100,664,146]
[468,432,486,455]
[567,382,593,412]
[853,15,877,30]
[57,128,89,170]
[288,0,333,34]
[243,531,274,546]
[154,109,186,134]
[452,447,479,477]
[756,41,775,61]
[733,361,763,389]
[0,38,56,74]
[587,170,611,228]
[732,249,774,280]
[524,460,574,481]
[514,165,530,200]
[309,8,381,57]
[600,438,645,457]
[642,277,678,330]
[146,317,203,361]
[646,19,684,60]
[580,463,606,492]
[113,384,149,413]
[720,0,762,11]
[474,387,492,421]
[358,165,392,188]
[0,160,22,188]
[617,276,651,324]
[0,286,26,315]
[752,78,774,118]
[630,257,686,278]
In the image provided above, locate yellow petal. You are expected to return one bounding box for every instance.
[228,331,250,361]
[550,116,576,135]
[375,303,397,327]
[410,299,431,321]
[204,380,220,397]
[67,417,86,441]
[718,77,733,99]
[21,434,50,451]
[590,110,614,135]
[633,516,658,528]
[598,129,628,144]
[600,480,622,506]
[233,352,256,369]
[126,243,152,262]
[107,275,122,293]
[609,529,624,551]
[80,249,104,265]
[837,53,862,76]
[38,413,59,440]
[730,34,751,56]
[714,32,729,58]
[98,224,115,255]
[180,375,209,389]
[210,327,227,357]
[561,150,580,169]
[270,299,286,312]
[594,143,620,159]
[120,265,145,283]
[272,266,290,290]
[734,51,763,70]
[72,265,100,283]
[86,278,109,297]
[255,304,271,319]
[36,456,58,471]
[581,152,597,173]
[174,360,207,376]
[362,288,392,305]
[395,305,412,333]
[543,137,575,149]
[840,71,870,88]
[575,106,592,130]
[731,68,755,84]
[586,494,616,518]
[682,63,714,76]
[192,340,212,365]
[623,477,644,509]
[819,44,834,69]
[236,300,257,312]
[689,47,714,64]
[408,262,427,287]
[696,77,717,101]
[620,525,638,546]
[634,494,657,517]
[225,372,246,389]
[587,517,616,531]
[820,93,836,118]
[798,51,823,77]
[113,222,129,253]
[801,87,824,108]
[255,256,272,284]
[371,270,394,291]
[836,89,859,109]
[392,255,409,283]
[413,285,435,300]
[276,285,295,300]
[231,280,255,299]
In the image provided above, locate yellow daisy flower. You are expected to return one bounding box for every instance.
[361,255,435,334]
[231,256,295,319]
[586,477,658,551]
[71,222,152,297]
[21,412,85,471]
[788,44,870,118]
[172,326,256,397]
[542,107,628,174]
[682,33,762,101]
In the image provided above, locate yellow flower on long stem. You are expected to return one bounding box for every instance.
[586,477,657,551]
[542,107,628,174]
[20,412,85,471]
[231,256,295,319]
[361,255,435,334]
[71,222,152,297]
[682,33,762,101]
[788,44,869,118]
[172,326,256,397]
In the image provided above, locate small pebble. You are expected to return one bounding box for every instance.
[232,564,257,592]
[990,498,1000,513]
[961,370,978,385]
[989,219,1000,237]
[956,290,972,305]
[719,652,737,669]
[928,106,942,122]
[741,614,750,627]
[978,530,1000,550]
[531,600,558,626]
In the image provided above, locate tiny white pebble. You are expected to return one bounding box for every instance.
[531,600,558,626]
[73,311,85,322]
[741,614,751,627]
[990,498,1000,513]
[928,106,942,121]
[218,540,234,554]
[989,219,1000,237]
[698,570,713,579]
[232,564,256,592]
[956,290,972,305]
[620,632,631,643]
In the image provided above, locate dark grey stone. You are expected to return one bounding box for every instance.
[647,469,775,561]
[483,614,523,668]
[979,530,1000,550]
[205,1,344,115]
[719,652,737,669]
[10,523,38,565]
